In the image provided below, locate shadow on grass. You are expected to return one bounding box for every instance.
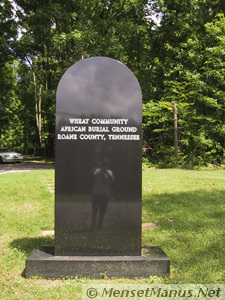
[142,188,225,282]
[10,236,54,255]
[143,188,225,231]
[9,237,54,278]
[8,188,224,282]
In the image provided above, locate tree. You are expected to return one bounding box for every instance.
[0,1,18,148]
[1,0,225,166]
[201,14,225,164]
[142,0,225,167]
[12,0,149,156]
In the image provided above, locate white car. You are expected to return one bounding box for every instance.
[0,147,23,163]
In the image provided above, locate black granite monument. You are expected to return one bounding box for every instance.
[55,56,142,256]
[25,57,170,278]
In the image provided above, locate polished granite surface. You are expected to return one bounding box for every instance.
[55,57,142,256]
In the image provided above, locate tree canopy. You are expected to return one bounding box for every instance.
[0,0,224,167]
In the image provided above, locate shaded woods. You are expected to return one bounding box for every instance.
[1,0,225,167]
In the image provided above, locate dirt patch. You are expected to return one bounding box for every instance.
[142,223,158,229]
[40,230,54,236]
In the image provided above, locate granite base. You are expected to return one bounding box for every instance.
[25,246,170,279]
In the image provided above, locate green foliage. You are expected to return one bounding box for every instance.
[142,1,225,167]
[0,0,225,165]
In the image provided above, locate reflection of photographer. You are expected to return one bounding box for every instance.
[90,159,114,230]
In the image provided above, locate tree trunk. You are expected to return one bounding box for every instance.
[33,71,42,148]
[174,102,178,166]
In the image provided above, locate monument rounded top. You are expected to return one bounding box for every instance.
[56,56,142,121]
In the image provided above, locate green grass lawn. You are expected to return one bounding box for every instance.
[0,168,224,299]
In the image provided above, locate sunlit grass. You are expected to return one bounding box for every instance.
[0,168,224,299]
[142,168,225,283]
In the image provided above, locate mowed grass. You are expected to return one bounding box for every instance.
[142,168,225,284]
[0,168,224,299]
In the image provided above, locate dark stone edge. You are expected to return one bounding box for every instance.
[25,246,170,279]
